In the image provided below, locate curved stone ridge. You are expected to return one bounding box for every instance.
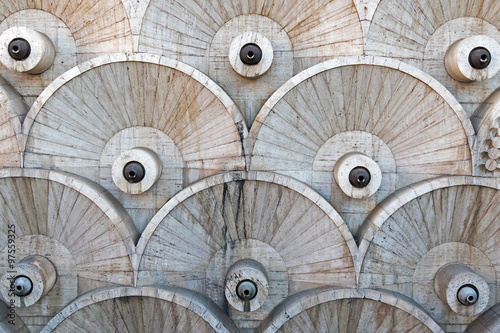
[256,287,444,333]
[41,286,238,332]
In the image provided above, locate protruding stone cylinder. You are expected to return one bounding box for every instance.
[0,27,55,74]
[229,32,273,79]
[225,259,268,312]
[334,152,382,199]
[0,255,56,307]
[445,35,500,82]
[434,264,489,316]
[112,147,162,194]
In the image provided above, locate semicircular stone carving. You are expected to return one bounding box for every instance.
[0,168,137,332]
[138,0,364,126]
[137,171,357,331]
[249,56,473,234]
[41,286,238,333]
[0,0,133,107]
[22,53,246,231]
[365,0,500,116]
[358,176,500,331]
[256,287,443,333]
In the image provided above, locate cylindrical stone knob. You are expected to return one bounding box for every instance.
[334,152,382,198]
[445,35,500,82]
[225,259,268,312]
[0,27,55,74]
[229,32,273,78]
[434,264,489,316]
[112,147,162,194]
[0,255,56,307]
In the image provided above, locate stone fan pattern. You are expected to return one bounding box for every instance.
[249,59,473,234]
[365,0,500,116]
[22,55,245,231]
[358,180,500,331]
[42,287,238,332]
[277,298,435,332]
[138,0,363,73]
[136,173,356,290]
[0,0,499,332]
[0,0,132,55]
[0,169,136,331]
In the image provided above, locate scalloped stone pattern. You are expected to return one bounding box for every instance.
[0,1,499,332]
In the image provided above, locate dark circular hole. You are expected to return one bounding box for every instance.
[349,166,371,188]
[239,43,262,65]
[16,285,22,291]
[8,38,31,61]
[457,284,479,306]
[236,280,257,300]
[469,47,491,69]
[123,161,145,183]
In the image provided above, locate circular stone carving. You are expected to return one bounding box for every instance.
[445,35,500,82]
[225,259,268,312]
[229,32,273,78]
[0,27,55,74]
[334,152,382,198]
[434,264,489,316]
[112,147,162,194]
[0,255,56,307]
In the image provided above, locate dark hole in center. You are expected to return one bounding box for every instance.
[12,46,19,53]
[129,171,136,178]
[16,285,22,290]
[244,290,250,295]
